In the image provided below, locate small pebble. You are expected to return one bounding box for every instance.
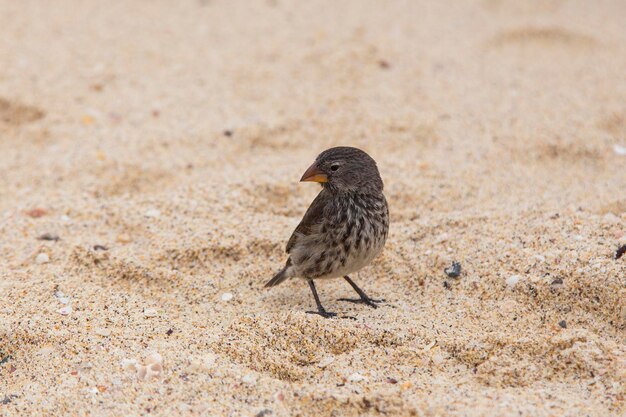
[136,353,163,380]
[423,340,436,351]
[55,291,71,304]
[255,410,273,417]
[223,130,233,137]
[145,353,162,366]
[189,353,216,372]
[348,372,366,382]
[613,144,626,156]
[95,327,111,337]
[117,233,132,243]
[58,305,72,315]
[38,233,60,241]
[93,245,108,251]
[506,275,520,287]
[317,356,334,368]
[435,233,449,244]
[26,208,47,218]
[145,209,161,218]
[615,244,626,260]
[221,292,233,302]
[58,296,71,305]
[61,215,71,222]
[558,320,567,329]
[35,253,50,264]
[38,346,55,356]
[144,308,158,318]
[242,373,258,385]
[550,278,564,286]
[444,261,461,278]
[121,359,138,371]
[386,377,398,384]
[602,213,620,224]
[1,395,17,405]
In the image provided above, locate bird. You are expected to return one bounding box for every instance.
[265,146,389,318]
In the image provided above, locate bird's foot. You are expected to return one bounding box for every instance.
[337,297,385,309]
[306,309,337,319]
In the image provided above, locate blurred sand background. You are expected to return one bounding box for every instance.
[1,0,625,416]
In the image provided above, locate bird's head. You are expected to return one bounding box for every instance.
[300,146,383,193]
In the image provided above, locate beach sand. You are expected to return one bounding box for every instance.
[1,0,625,415]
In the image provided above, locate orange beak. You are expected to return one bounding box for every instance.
[300,162,328,183]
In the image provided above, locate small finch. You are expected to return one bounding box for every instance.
[265,146,389,318]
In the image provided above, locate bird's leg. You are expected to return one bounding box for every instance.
[338,276,384,309]
[306,280,337,318]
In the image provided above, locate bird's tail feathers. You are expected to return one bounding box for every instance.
[265,259,292,288]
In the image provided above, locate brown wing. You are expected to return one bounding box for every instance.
[286,190,330,254]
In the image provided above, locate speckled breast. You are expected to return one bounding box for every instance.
[294,192,389,280]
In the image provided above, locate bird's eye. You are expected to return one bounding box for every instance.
[330,164,340,172]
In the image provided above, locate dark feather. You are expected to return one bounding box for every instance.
[285,190,331,254]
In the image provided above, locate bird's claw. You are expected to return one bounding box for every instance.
[337,297,385,309]
[306,310,337,319]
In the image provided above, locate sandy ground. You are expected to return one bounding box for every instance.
[1,0,625,416]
